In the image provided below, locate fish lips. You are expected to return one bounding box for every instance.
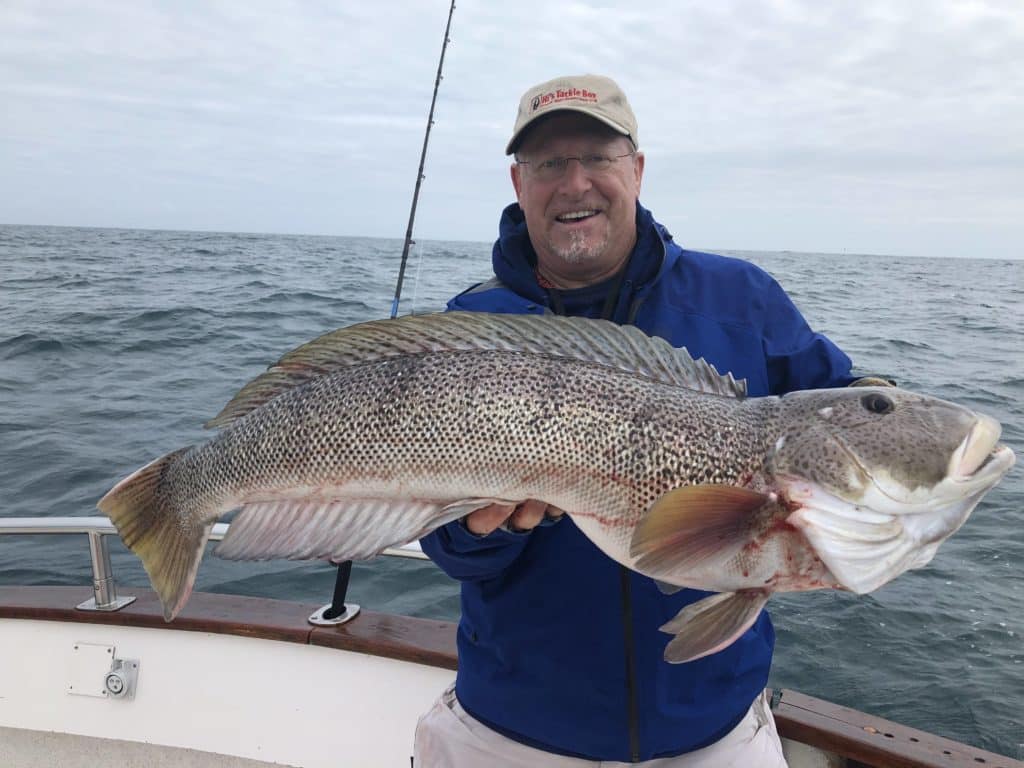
[835,416,1015,512]
[948,414,1014,481]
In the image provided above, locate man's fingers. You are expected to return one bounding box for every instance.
[464,500,565,536]
[509,499,548,532]
[546,505,566,520]
[465,503,516,535]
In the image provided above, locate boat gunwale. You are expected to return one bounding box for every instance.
[0,585,1017,768]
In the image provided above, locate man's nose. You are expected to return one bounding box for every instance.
[557,158,593,194]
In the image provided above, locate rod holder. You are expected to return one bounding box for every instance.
[308,560,360,626]
[77,531,135,612]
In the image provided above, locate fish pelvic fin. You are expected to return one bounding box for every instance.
[97,448,211,622]
[205,312,747,429]
[661,590,770,664]
[629,485,769,582]
[655,579,685,595]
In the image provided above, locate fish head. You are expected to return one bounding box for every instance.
[769,387,1015,593]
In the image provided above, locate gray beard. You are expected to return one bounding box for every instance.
[550,229,609,265]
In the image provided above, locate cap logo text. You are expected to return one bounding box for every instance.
[530,87,598,112]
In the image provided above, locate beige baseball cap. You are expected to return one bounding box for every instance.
[505,74,638,155]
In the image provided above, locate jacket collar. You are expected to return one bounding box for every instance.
[491,201,677,313]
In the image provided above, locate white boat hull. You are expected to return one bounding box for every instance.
[0,617,453,767]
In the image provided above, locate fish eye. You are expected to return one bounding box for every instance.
[861,393,894,415]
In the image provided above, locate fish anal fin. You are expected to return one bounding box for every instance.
[629,485,769,582]
[441,498,522,519]
[215,497,471,563]
[661,590,770,664]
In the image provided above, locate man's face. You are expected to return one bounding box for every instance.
[511,113,644,288]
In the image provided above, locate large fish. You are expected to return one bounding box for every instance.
[99,312,1014,662]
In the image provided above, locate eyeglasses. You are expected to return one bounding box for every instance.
[516,151,635,182]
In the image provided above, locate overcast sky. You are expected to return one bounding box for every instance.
[2,0,1022,258]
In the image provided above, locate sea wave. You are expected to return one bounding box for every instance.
[0,333,66,358]
[0,225,1020,758]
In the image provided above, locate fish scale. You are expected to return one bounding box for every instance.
[99,312,1014,663]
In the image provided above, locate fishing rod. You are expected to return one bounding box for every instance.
[390,0,456,319]
[317,4,455,625]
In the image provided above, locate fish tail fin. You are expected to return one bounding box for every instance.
[660,590,770,664]
[98,447,211,621]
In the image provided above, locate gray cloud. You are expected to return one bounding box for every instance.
[1,0,1021,258]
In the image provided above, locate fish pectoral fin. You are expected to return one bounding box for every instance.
[629,485,769,582]
[661,590,770,664]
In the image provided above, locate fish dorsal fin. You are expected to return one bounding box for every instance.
[205,311,747,428]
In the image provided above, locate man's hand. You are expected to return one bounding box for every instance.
[849,376,897,388]
[464,499,565,536]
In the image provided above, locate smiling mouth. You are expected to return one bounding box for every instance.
[555,210,599,223]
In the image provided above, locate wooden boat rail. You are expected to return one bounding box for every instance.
[0,518,1019,768]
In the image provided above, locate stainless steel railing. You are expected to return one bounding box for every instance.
[0,516,429,613]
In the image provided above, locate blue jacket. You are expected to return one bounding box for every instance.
[420,202,855,761]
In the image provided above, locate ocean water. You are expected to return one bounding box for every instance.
[0,224,1021,758]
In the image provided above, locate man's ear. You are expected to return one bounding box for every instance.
[633,151,645,194]
[511,161,523,202]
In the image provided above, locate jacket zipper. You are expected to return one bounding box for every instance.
[619,565,641,762]
[609,281,641,762]
[549,270,645,762]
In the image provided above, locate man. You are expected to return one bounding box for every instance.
[414,74,857,767]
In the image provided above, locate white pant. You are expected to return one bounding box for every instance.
[413,685,788,767]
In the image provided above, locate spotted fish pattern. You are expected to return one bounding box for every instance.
[99,312,1014,662]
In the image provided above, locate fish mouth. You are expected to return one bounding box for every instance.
[948,414,1014,481]
[959,443,1015,482]
[784,416,1015,595]
[832,415,1015,512]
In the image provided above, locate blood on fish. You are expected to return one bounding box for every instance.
[769,517,798,534]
